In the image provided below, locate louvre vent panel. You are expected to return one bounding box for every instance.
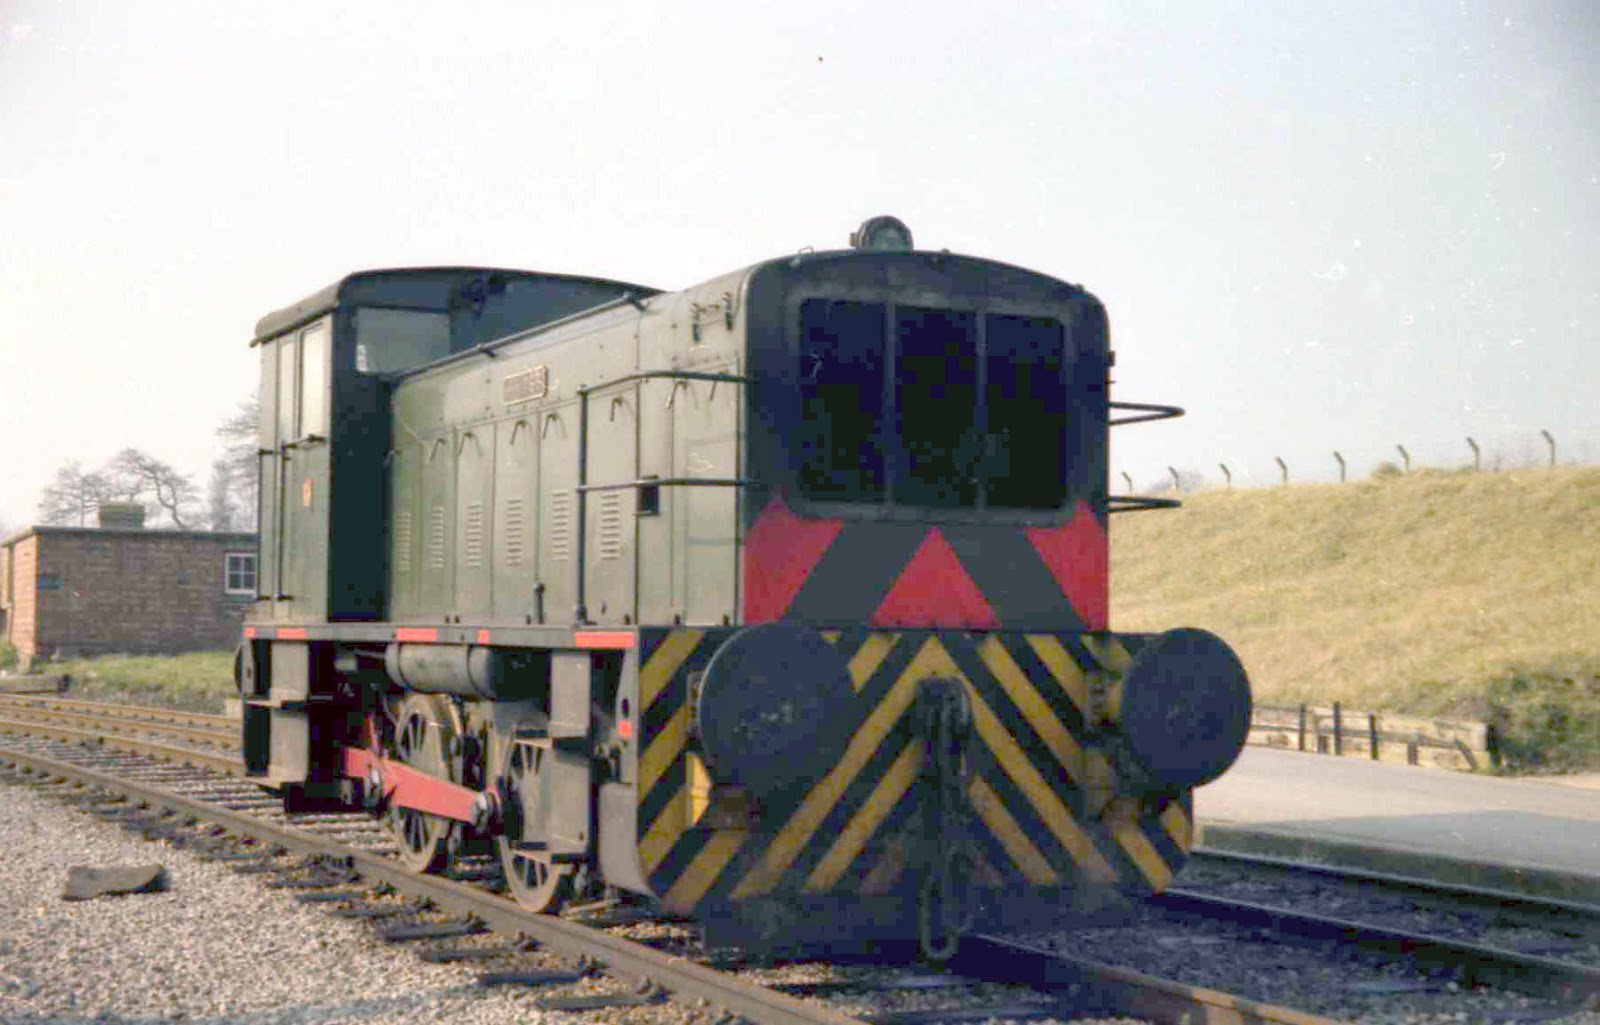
[549,490,572,561]
[464,502,485,568]
[504,498,527,566]
[393,511,413,575]
[598,491,625,560]
[426,505,447,571]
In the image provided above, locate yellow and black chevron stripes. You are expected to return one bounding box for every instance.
[804,741,921,891]
[728,635,936,899]
[967,773,1057,885]
[1079,632,1133,723]
[1023,634,1091,721]
[635,628,717,878]
[633,627,1193,917]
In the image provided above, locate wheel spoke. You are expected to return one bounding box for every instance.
[383,695,457,874]
[498,736,574,914]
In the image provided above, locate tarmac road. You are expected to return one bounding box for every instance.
[1196,746,1600,894]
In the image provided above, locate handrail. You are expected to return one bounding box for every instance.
[1108,495,1181,514]
[1110,401,1184,426]
[576,477,753,493]
[574,368,751,624]
[576,369,748,395]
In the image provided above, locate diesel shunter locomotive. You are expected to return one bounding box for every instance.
[236,216,1252,957]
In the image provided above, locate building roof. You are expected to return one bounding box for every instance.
[0,526,257,548]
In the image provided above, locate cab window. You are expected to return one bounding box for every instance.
[985,313,1068,509]
[299,321,330,436]
[894,306,979,508]
[354,307,451,374]
[794,300,1071,511]
[275,336,297,441]
[797,299,887,502]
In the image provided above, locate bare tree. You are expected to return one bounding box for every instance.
[37,462,113,526]
[106,448,199,528]
[207,458,235,531]
[215,396,259,531]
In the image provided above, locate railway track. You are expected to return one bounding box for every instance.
[6,693,1599,1020]
[0,693,1337,1025]
[0,693,239,774]
[1168,849,1600,1002]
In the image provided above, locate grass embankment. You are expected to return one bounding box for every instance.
[30,652,234,713]
[1112,465,1600,771]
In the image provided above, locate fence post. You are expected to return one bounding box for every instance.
[1275,456,1288,485]
[1120,471,1133,492]
[1333,451,1346,483]
[1467,436,1480,472]
[1396,444,1411,474]
[1332,701,1343,756]
[1540,429,1556,468]
[1368,714,1379,760]
[1219,463,1232,488]
[1297,704,1307,751]
[1168,466,1180,492]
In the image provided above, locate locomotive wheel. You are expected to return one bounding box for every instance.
[386,693,459,874]
[497,738,574,913]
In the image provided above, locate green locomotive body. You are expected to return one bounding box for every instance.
[238,219,1251,954]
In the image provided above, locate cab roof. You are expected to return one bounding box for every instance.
[251,266,660,345]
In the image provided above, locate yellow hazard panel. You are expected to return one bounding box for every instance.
[633,628,1192,915]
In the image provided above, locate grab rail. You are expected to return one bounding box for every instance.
[574,369,751,623]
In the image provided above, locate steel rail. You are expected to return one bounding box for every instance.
[1189,846,1600,938]
[0,705,237,748]
[0,697,1364,1024]
[0,693,233,730]
[0,716,243,775]
[1151,889,1600,1004]
[0,741,869,1025]
[953,935,1342,1025]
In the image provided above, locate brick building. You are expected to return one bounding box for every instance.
[0,523,257,670]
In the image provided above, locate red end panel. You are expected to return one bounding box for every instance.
[1024,499,1109,630]
[871,528,999,629]
[742,496,842,622]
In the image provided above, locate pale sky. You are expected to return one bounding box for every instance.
[2,1,1596,530]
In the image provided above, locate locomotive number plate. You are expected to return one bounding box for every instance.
[503,366,549,406]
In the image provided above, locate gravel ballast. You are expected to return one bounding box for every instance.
[0,777,561,1025]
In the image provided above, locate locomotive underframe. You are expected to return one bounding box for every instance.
[238,620,1203,952]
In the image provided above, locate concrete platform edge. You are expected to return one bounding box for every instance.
[1196,820,1600,905]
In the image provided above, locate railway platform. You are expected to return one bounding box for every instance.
[1195,746,1600,902]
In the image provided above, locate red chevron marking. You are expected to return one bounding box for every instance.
[1024,499,1108,630]
[742,495,843,621]
[870,528,999,629]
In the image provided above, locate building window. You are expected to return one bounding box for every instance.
[225,552,257,596]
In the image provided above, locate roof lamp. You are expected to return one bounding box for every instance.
[849,215,914,253]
